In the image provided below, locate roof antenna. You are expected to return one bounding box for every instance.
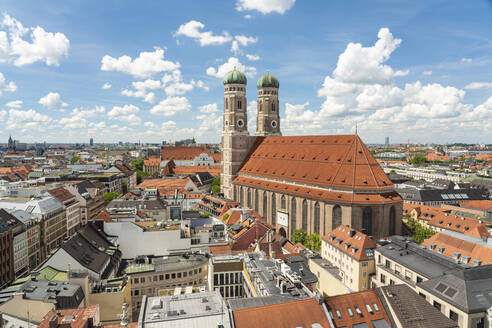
[355,123,358,135]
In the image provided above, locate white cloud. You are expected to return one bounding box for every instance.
[1,14,69,66]
[108,104,139,119]
[422,70,432,76]
[199,103,219,113]
[0,110,6,121]
[464,82,492,90]
[0,72,16,95]
[236,0,296,14]
[162,121,177,130]
[102,82,112,89]
[5,100,21,108]
[70,106,105,118]
[175,21,232,46]
[231,35,258,54]
[59,115,87,129]
[144,121,158,129]
[38,92,68,109]
[150,96,191,116]
[6,108,51,130]
[121,79,161,103]
[246,54,260,61]
[101,48,179,78]
[461,58,472,63]
[206,57,256,78]
[115,113,141,126]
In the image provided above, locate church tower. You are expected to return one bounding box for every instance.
[221,68,253,199]
[256,72,281,136]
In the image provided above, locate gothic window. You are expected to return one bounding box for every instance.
[247,188,251,208]
[263,191,268,218]
[225,98,228,109]
[259,101,262,112]
[314,202,320,234]
[234,186,237,202]
[240,187,244,206]
[272,102,276,111]
[389,206,396,236]
[291,198,297,236]
[254,189,259,212]
[302,200,308,232]
[271,193,276,225]
[281,195,286,209]
[237,100,242,109]
[362,207,373,236]
[332,205,342,229]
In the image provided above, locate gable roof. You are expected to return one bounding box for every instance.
[161,145,212,161]
[322,225,377,261]
[47,187,75,203]
[427,213,490,238]
[236,135,393,191]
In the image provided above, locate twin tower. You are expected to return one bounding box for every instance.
[220,68,282,199]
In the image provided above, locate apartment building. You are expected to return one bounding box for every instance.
[321,225,377,292]
[210,255,245,299]
[48,187,81,236]
[9,209,41,269]
[63,180,105,224]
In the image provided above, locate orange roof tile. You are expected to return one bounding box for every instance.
[38,306,99,328]
[136,178,191,194]
[237,135,394,191]
[47,187,75,203]
[212,153,221,163]
[173,165,221,176]
[232,298,330,328]
[428,213,490,238]
[161,145,212,160]
[144,156,160,167]
[422,232,492,266]
[322,225,377,261]
[459,200,492,212]
[209,245,232,256]
[234,177,402,205]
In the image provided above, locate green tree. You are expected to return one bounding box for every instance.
[410,155,427,166]
[131,158,144,171]
[210,176,221,194]
[407,218,436,243]
[70,156,80,164]
[305,233,321,251]
[104,191,120,204]
[291,229,307,245]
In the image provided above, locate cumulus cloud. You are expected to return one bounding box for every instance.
[246,54,260,61]
[464,82,492,90]
[0,110,6,121]
[38,92,68,109]
[461,58,472,63]
[102,82,112,89]
[231,35,258,54]
[108,104,139,119]
[150,96,191,116]
[206,57,256,78]
[422,70,432,76]
[0,72,16,95]
[199,103,219,113]
[236,0,296,14]
[121,79,161,103]
[101,48,179,78]
[5,100,22,108]
[175,21,232,46]
[0,14,69,66]
[6,108,51,130]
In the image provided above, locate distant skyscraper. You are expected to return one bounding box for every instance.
[385,136,389,147]
[90,137,94,146]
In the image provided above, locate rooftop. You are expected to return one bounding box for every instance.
[322,225,377,261]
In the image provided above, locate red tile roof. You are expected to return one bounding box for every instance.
[234,177,401,205]
[236,135,393,191]
[161,145,212,160]
[460,200,492,212]
[38,306,99,328]
[232,298,330,328]
[173,165,221,176]
[212,153,221,163]
[324,289,391,328]
[427,213,490,238]
[322,225,377,261]
[47,187,75,202]
[422,232,492,266]
[144,156,160,167]
[136,178,192,194]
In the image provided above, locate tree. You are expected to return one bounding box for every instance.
[410,155,427,166]
[104,192,120,204]
[291,229,307,245]
[210,176,221,194]
[407,218,436,243]
[305,233,321,251]
[131,158,144,171]
[71,156,80,164]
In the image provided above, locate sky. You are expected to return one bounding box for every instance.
[0,0,491,145]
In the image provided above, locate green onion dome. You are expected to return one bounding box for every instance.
[223,67,247,85]
[257,72,279,88]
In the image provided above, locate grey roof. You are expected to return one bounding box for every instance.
[0,280,84,309]
[396,188,488,203]
[418,265,492,313]
[108,198,167,210]
[0,209,22,233]
[309,257,343,282]
[376,236,467,279]
[0,195,64,216]
[9,209,38,223]
[285,257,317,285]
[228,295,299,311]
[378,284,458,328]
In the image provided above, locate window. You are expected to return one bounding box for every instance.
[271,193,276,225]
[153,276,157,282]
[347,307,354,317]
[380,274,386,284]
[259,101,262,112]
[165,274,170,279]
[272,102,276,112]
[385,260,391,269]
[302,200,308,231]
[362,207,372,235]
[417,276,423,283]
[237,100,242,109]
[335,309,342,319]
[389,206,396,235]
[183,272,187,277]
[373,303,379,312]
[291,198,297,236]
[332,205,342,229]
[390,279,395,285]
[240,186,244,206]
[263,191,268,218]
[247,188,251,208]
[134,290,139,296]
[281,195,286,210]
[449,310,459,322]
[225,98,228,109]
[314,202,320,234]
[171,273,176,279]
[140,277,145,283]
[177,273,182,278]
[433,301,442,311]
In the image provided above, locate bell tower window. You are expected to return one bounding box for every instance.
[272,102,275,112]
[225,98,228,109]
[237,100,242,109]
[259,101,262,112]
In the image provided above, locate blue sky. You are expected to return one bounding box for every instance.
[0,0,491,144]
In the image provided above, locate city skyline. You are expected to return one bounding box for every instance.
[0,0,491,144]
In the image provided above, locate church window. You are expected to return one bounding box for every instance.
[302,200,308,232]
[240,187,244,206]
[225,120,229,126]
[314,202,320,234]
[281,195,286,210]
[272,102,275,111]
[237,119,244,127]
[291,198,297,236]
[362,207,373,235]
[237,100,242,109]
[389,206,396,236]
[263,191,268,218]
[271,120,277,128]
[247,188,251,208]
[271,193,276,225]
[332,205,342,229]
[225,98,228,109]
[259,101,262,112]
[255,190,259,212]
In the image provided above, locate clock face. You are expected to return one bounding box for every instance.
[237,119,244,127]
[271,120,277,128]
